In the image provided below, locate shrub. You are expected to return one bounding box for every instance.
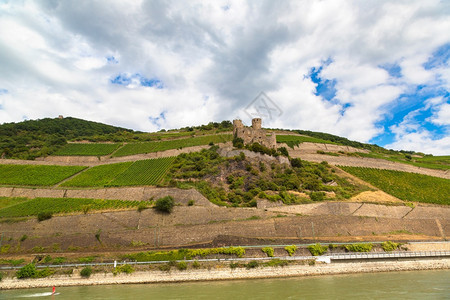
[291,158,303,168]
[137,202,148,212]
[262,247,274,257]
[246,260,259,269]
[176,261,188,271]
[37,212,52,222]
[308,243,328,256]
[0,272,3,281]
[232,137,244,149]
[344,243,373,252]
[310,191,325,201]
[159,264,171,272]
[278,147,289,157]
[187,200,195,206]
[381,241,400,252]
[192,260,200,269]
[229,262,239,269]
[114,264,134,275]
[265,259,288,267]
[285,245,298,256]
[155,196,175,213]
[80,267,92,278]
[16,264,37,279]
[20,234,28,242]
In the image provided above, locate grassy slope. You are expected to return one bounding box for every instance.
[113,134,232,157]
[61,162,133,187]
[0,165,86,186]
[0,197,142,217]
[340,166,450,205]
[53,143,122,156]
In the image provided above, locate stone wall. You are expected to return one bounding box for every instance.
[233,118,276,149]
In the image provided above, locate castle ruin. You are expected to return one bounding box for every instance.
[233,118,276,149]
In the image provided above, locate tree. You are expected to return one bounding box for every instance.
[155,196,175,213]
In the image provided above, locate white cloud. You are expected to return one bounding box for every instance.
[0,0,449,154]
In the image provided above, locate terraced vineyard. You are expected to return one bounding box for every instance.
[53,143,121,156]
[340,167,450,205]
[0,165,86,186]
[61,162,133,187]
[0,197,142,218]
[109,157,175,186]
[276,135,337,148]
[112,134,232,157]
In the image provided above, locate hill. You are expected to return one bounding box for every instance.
[0,117,134,159]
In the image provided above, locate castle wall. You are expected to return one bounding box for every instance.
[233,118,276,149]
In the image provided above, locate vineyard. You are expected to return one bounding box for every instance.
[112,134,232,157]
[0,165,86,186]
[108,157,175,186]
[0,197,142,218]
[53,143,121,156]
[276,135,336,148]
[61,162,133,187]
[340,167,450,205]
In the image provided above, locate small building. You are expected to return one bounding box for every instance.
[233,118,276,149]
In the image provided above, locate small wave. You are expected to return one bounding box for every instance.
[18,292,59,298]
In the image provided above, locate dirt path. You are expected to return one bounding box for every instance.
[291,152,450,179]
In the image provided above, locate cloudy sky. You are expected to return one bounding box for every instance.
[0,0,449,154]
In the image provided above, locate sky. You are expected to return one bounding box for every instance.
[0,0,449,155]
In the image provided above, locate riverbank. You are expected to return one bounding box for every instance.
[1,258,449,290]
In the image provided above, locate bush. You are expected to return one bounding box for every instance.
[284,245,297,256]
[114,264,134,275]
[0,272,3,281]
[187,200,195,206]
[176,261,188,271]
[310,191,325,201]
[192,260,200,269]
[344,243,373,252]
[232,137,244,149]
[265,259,288,267]
[159,264,171,272]
[229,262,239,269]
[20,234,28,242]
[308,243,328,256]
[381,241,400,252]
[246,260,259,269]
[80,267,92,278]
[37,212,52,222]
[16,264,37,279]
[155,196,175,213]
[278,147,289,157]
[262,247,274,257]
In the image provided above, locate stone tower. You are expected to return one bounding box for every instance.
[252,118,262,130]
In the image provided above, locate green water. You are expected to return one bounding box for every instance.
[1,270,449,299]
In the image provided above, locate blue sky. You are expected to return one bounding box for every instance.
[0,0,449,154]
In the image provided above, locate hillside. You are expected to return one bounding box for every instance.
[0,117,133,159]
[0,117,448,267]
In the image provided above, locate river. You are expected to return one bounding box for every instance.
[1,269,448,299]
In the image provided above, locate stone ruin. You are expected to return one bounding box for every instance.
[233,118,276,149]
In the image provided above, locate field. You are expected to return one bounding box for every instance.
[340,167,450,205]
[109,157,175,186]
[53,143,121,156]
[61,162,133,187]
[112,134,232,157]
[276,135,336,148]
[0,197,142,218]
[0,165,86,186]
